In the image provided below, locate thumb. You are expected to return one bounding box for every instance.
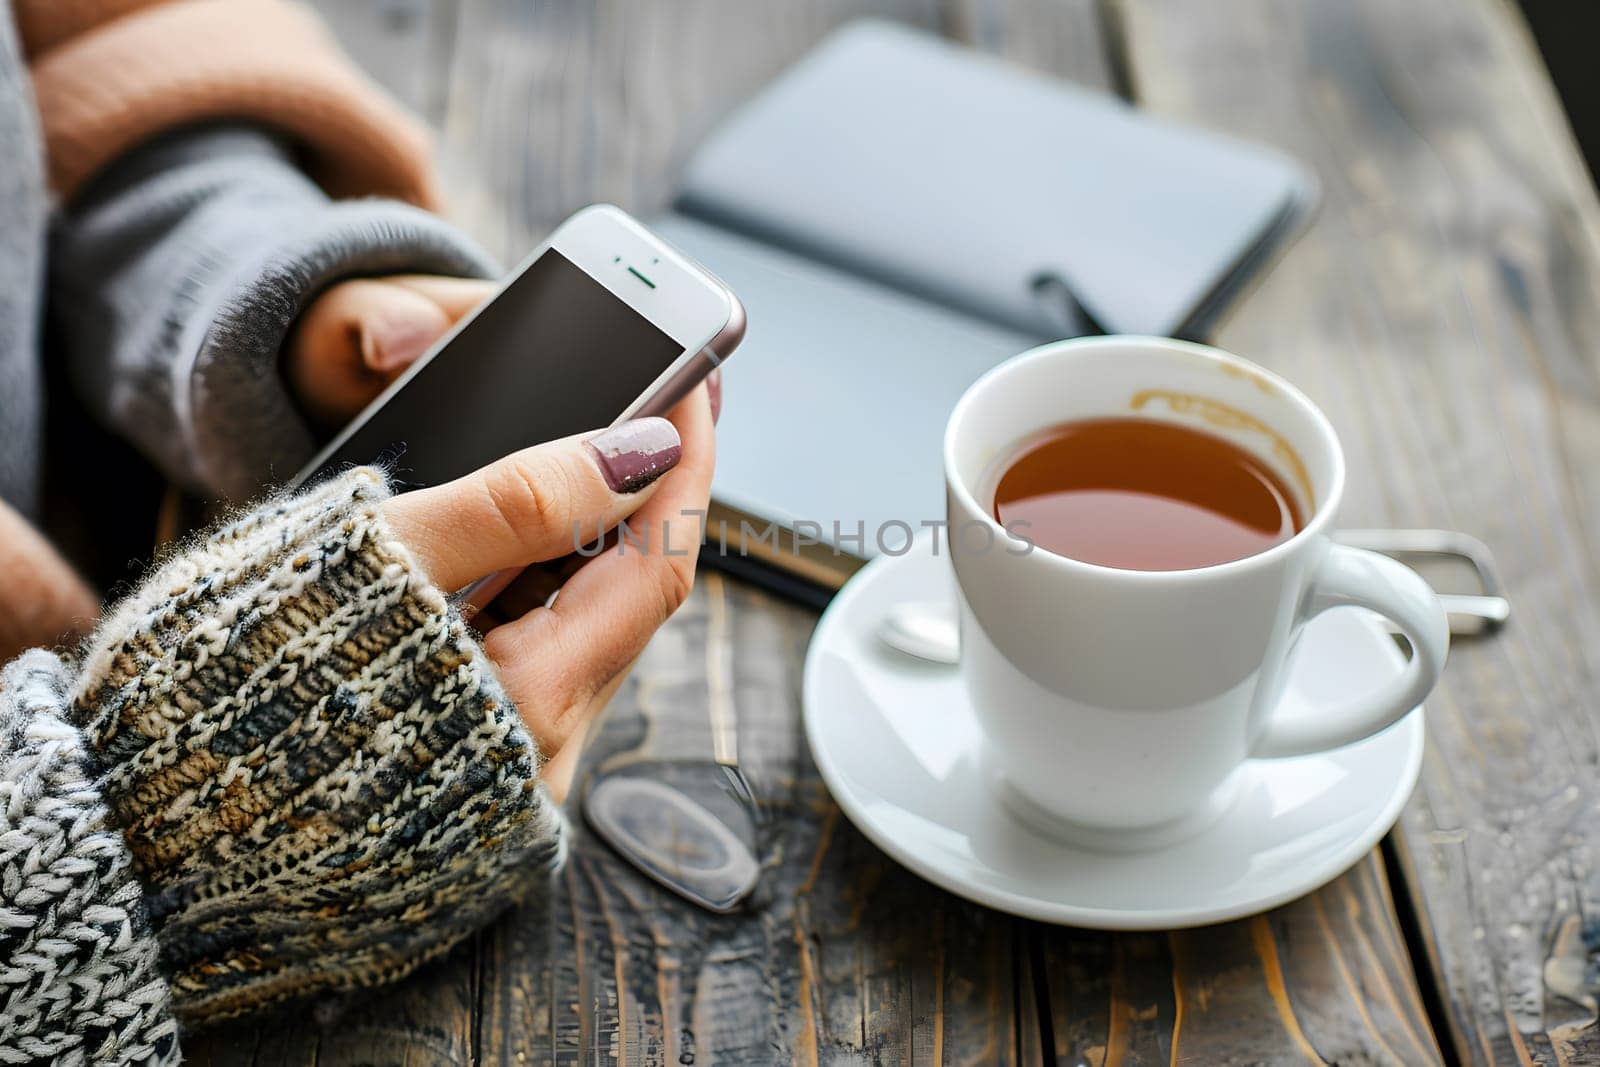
[350,280,455,372]
[286,278,455,426]
[384,275,499,324]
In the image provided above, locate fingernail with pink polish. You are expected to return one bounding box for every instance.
[587,417,682,493]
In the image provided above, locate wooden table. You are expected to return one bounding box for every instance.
[188,1,1600,1062]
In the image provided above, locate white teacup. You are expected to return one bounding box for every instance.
[944,336,1448,849]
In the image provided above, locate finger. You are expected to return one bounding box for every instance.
[706,367,722,425]
[382,417,683,593]
[481,386,715,752]
[385,275,498,323]
[644,380,717,533]
[538,669,626,802]
[285,279,453,425]
[355,282,457,373]
[538,716,587,804]
[468,379,718,627]
[568,382,716,598]
[312,277,455,373]
[493,385,715,618]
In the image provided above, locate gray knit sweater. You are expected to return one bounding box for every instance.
[1,3,495,518]
[1,469,563,1064]
[49,125,497,502]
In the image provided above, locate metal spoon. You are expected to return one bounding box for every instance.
[879,600,960,665]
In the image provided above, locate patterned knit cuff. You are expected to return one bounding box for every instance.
[0,650,180,1066]
[68,469,563,1026]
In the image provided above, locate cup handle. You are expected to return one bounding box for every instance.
[1252,544,1450,759]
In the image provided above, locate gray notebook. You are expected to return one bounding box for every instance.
[655,215,1035,590]
[667,20,1316,592]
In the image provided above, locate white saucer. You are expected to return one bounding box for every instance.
[802,535,1425,930]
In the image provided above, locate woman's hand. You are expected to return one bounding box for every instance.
[285,275,496,427]
[381,385,716,801]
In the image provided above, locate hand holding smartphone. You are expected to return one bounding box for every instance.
[295,203,742,494]
[377,358,718,799]
[292,204,745,604]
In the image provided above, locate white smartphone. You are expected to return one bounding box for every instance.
[292,204,745,493]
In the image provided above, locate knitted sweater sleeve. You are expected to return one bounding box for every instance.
[1,469,562,1056]
[0,651,178,1066]
[24,0,500,501]
[48,124,498,501]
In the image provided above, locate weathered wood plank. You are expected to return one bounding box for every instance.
[1118,0,1600,1061]
[179,939,481,1066]
[1032,857,1441,1065]
[312,0,459,126]
[435,0,947,263]
[941,0,1120,90]
[474,574,1029,1065]
[182,0,1486,1063]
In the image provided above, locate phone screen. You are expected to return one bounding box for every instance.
[305,250,687,490]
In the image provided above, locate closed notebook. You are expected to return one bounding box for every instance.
[664,20,1316,597]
